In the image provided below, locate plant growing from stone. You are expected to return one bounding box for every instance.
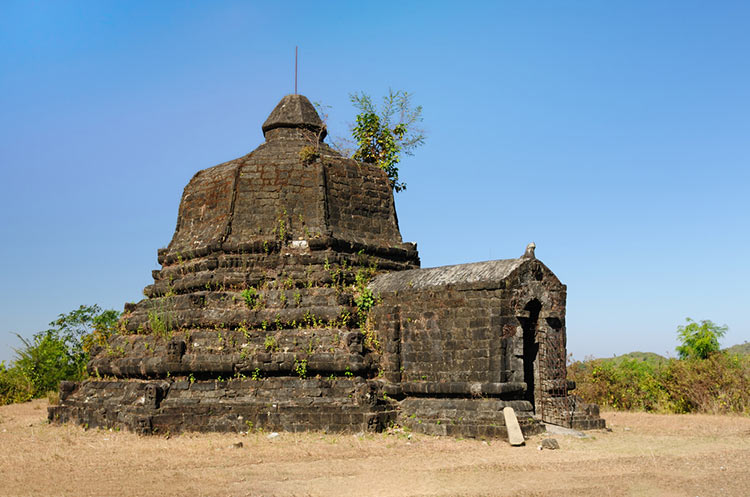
[350,89,424,193]
[274,208,290,244]
[237,321,251,340]
[241,287,259,308]
[294,359,308,379]
[264,335,279,352]
[353,266,377,326]
[298,145,319,164]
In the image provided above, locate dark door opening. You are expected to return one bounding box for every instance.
[520,300,541,411]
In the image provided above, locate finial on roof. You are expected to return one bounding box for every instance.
[522,242,536,259]
[294,46,297,95]
[262,94,326,139]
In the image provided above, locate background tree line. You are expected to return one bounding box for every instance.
[568,319,750,414]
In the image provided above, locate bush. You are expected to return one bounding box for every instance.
[0,305,120,405]
[0,361,35,405]
[350,90,424,193]
[13,330,82,394]
[662,353,750,414]
[568,358,669,411]
[568,353,750,415]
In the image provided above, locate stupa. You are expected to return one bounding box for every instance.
[49,95,604,437]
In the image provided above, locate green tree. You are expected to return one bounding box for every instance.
[676,318,728,360]
[49,304,120,364]
[350,89,425,192]
[3,305,120,403]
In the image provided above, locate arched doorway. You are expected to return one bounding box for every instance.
[519,299,541,411]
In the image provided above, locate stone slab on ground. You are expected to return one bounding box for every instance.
[543,423,588,438]
[503,407,525,446]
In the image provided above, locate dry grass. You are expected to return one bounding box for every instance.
[1,400,749,497]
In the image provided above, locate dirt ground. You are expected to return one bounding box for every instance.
[1,400,749,497]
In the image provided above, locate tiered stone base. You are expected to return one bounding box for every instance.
[397,398,544,438]
[541,395,607,430]
[48,377,395,435]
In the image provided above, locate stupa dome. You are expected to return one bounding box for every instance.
[156,94,418,282]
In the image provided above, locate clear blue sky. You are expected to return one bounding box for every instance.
[2,1,748,363]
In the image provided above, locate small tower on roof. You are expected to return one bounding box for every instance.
[262,94,327,140]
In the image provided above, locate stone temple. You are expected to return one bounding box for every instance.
[49,94,604,438]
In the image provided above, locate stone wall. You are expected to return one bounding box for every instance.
[49,377,395,435]
[88,326,379,379]
[325,158,402,246]
[397,398,542,438]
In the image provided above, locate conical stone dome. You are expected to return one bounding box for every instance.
[156,94,417,274]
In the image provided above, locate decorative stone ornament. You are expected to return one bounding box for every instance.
[144,383,162,409]
[133,416,152,436]
[166,339,186,361]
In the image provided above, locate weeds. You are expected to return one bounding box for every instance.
[294,359,308,379]
[241,287,265,310]
[264,335,279,352]
[274,209,290,244]
[147,310,173,340]
[299,145,320,164]
[238,321,251,340]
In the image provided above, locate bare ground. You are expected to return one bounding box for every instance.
[1,400,749,497]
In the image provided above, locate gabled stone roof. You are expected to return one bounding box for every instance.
[369,258,526,292]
